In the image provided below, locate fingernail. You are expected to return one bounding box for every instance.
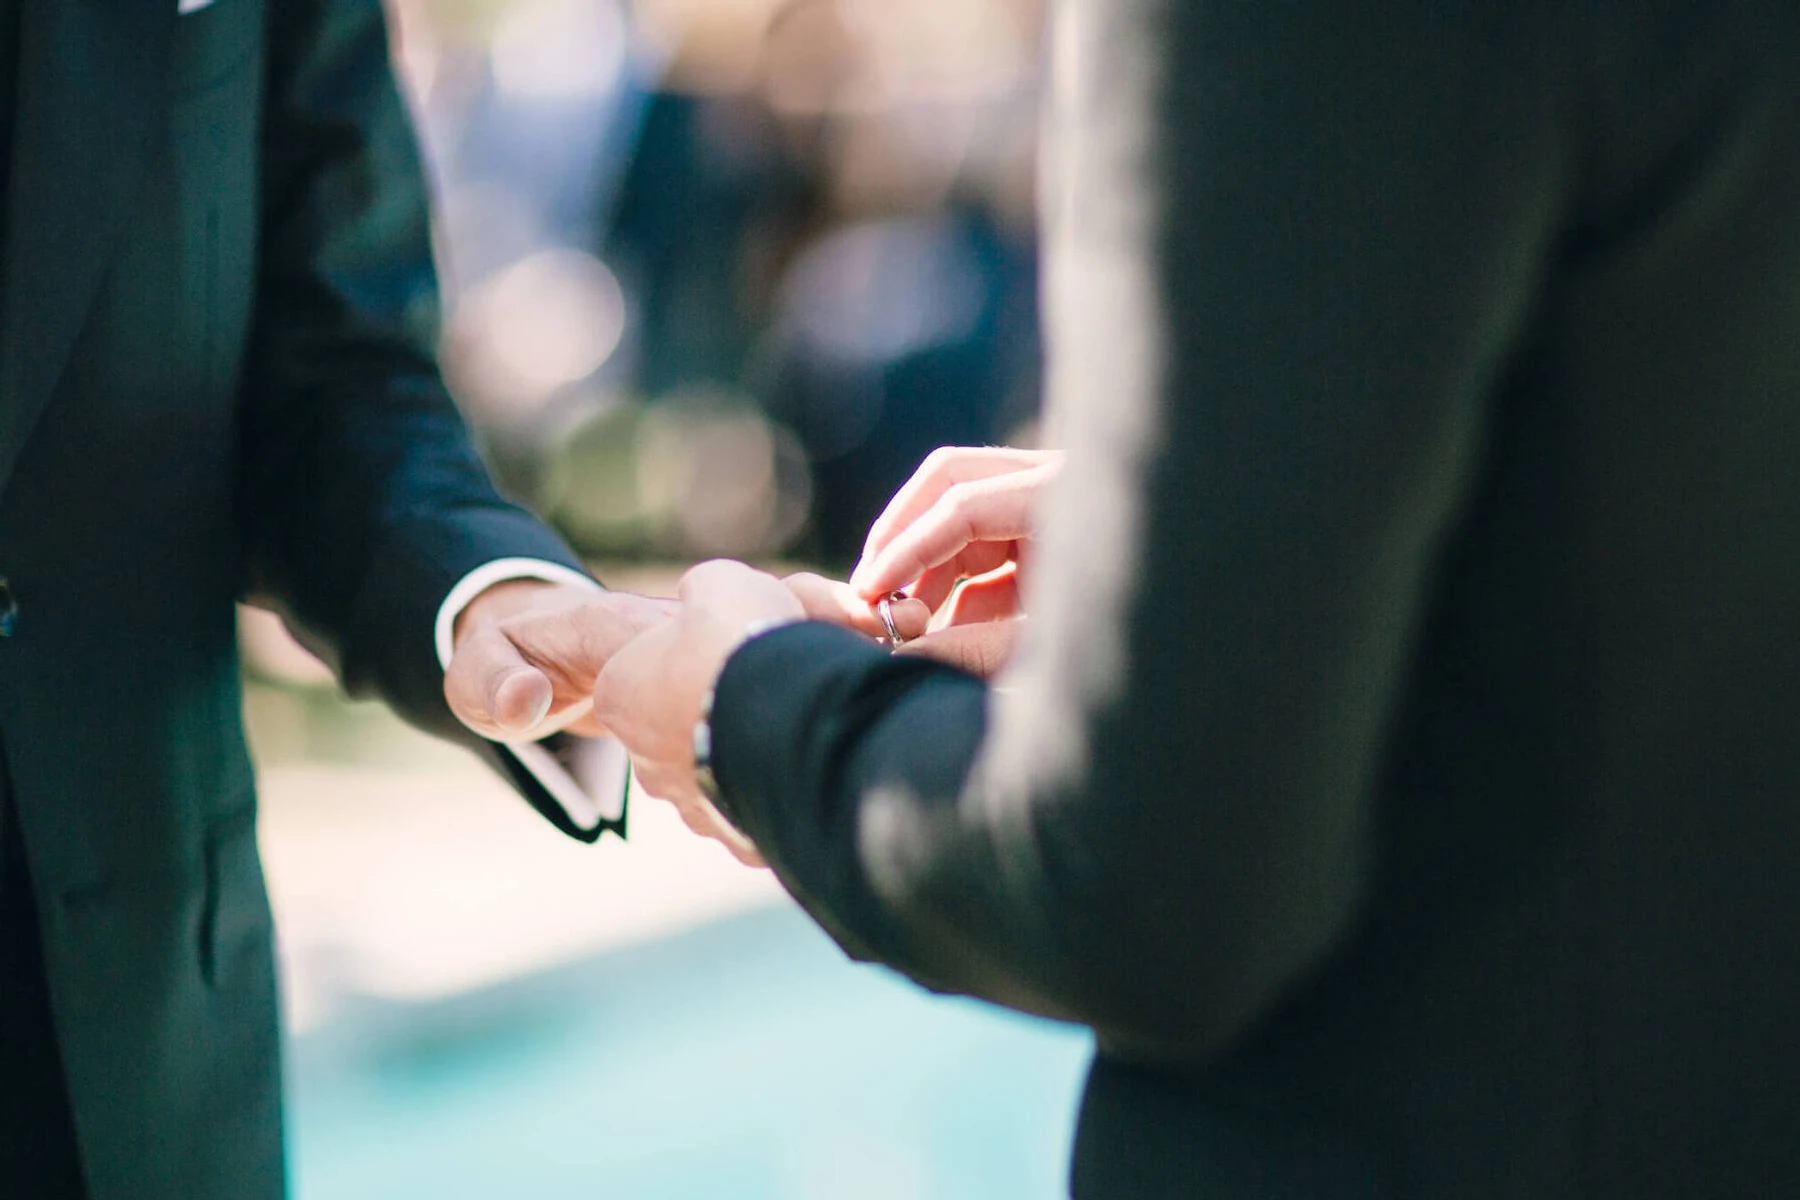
[850,560,886,597]
[495,672,553,734]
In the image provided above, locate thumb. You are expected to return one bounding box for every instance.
[445,627,560,740]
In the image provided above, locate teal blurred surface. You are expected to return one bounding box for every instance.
[287,904,1091,1199]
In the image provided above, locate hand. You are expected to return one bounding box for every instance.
[592,561,801,865]
[849,446,1065,614]
[891,562,1028,676]
[782,571,932,641]
[444,579,677,741]
[893,568,1027,679]
[592,561,929,864]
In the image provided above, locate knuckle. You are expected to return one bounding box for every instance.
[448,627,492,669]
[921,445,960,474]
[680,558,741,597]
[941,481,977,515]
[941,487,983,539]
[469,626,520,670]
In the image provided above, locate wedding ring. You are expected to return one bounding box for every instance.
[877,593,907,649]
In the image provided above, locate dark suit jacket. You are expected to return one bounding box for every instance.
[0,2,601,1196]
[706,1,1800,1195]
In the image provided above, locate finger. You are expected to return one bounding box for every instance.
[720,834,767,868]
[910,541,1017,613]
[896,618,1026,679]
[858,448,1047,567]
[626,761,695,811]
[681,801,766,867]
[852,463,1058,601]
[939,568,1022,626]
[783,573,930,641]
[602,592,681,629]
[677,558,762,601]
[678,560,810,630]
[853,448,1058,592]
[633,767,768,867]
[445,628,557,739]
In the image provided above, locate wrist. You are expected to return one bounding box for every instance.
[691,616,799,810]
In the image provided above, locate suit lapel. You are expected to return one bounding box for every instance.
[0,0,174,491]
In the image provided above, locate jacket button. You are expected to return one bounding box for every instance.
[0,577,17,638]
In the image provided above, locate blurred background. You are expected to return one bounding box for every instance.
[411,0,1044,569]
[244,1,1089,1196]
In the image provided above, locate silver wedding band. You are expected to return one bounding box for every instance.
[877,593,907,650]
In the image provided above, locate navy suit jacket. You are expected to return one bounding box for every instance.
[0,2,601,1195]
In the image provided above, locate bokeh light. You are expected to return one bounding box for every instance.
[490,0,630,101]
[444,247,627,419]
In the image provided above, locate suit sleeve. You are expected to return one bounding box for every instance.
[707,0,1575,1062]
[235,0,612,838]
